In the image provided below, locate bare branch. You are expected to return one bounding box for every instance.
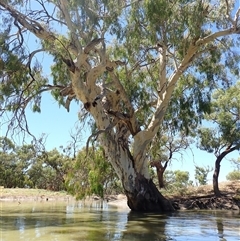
[196,28,240,47]
[36,0,66,26]
[0,1,56,41]
[86,121,116,156]
[234,8,240,29]
[225,0,235,26]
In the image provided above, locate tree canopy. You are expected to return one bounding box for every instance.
[197,81,240,195]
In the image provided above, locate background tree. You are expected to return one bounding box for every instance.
[0,137,21,187]
[27,148,71,191]
[0,137,37,187]
[0,135,119,193]
[194,165,212,186]
[66,146,121,199]
[226,170,240,181]
[163,170,192,193]
[197,82,240,196]
[226,158,240,181]
[0,0,240,211]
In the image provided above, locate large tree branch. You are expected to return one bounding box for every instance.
[0,1,92,105]
[37,0,66,26]
[216,144,239,164]
[196,27,240,47]
[157,44,167,101]
[133,24,240,164]
[108,71,140,135]
[0,1,56,41]
[0,1,80,73]
[58,0,82,53]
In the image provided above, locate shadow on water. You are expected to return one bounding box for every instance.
[122,211,169,241]
[120,210,240,241]
[0,201,239,241]
[216,217,226,241]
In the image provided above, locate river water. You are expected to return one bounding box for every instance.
[0,200,239,241]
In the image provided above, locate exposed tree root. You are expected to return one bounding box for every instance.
[171,194,240,211]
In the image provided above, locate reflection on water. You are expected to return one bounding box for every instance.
[0,200,239,241]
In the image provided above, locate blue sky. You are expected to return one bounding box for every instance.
[2,87,237,183]
[1,1,239,184]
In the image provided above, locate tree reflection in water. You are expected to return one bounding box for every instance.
[216,218,226,241]
[122,211,169,240]
[1,202,239,241]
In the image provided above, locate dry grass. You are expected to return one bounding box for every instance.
[194,181,240,195]
[164,180,240,198]
[1,181,240,202]
[0,188,73,201]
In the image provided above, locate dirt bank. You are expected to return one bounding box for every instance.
[168,180,240,211]
[0,187,74,202]
[108,181,240,211]
[1,181,240,211]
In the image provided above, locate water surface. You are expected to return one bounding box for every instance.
[0,200,239,241]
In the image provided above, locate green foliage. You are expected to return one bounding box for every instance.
[194,165,212,185]
[66,147,121,199]
[210,82,240,145]
[164,170,192,192]
[198,81,240,155]
[0,137,36,188]
[0,135,121,196]
[27,149,71,191]
[166,74,213,134]
[226,170,240,181]
[0,22,49,131]
[0,137,71,191]
[197,128,219,153]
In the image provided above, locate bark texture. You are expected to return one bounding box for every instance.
[213,158,221,197]
[150,160,168,189]
[213,145,238,197]
[125,174,174,212]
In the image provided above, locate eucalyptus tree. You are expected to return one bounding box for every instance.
[27,148,71,190]
[0,137,18,187]
[0,0,240,211]
[0,137,37,187]
[197,82,240,196]
[194,165,212,186]
[163,170,192,192]
[226,170,240,181]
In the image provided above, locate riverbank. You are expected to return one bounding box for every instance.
[0,187,74,202]
[1,181,240,210]
[107,181,240,210]
[165,180,240,211]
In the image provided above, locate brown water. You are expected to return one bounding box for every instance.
[0,200,239,241]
